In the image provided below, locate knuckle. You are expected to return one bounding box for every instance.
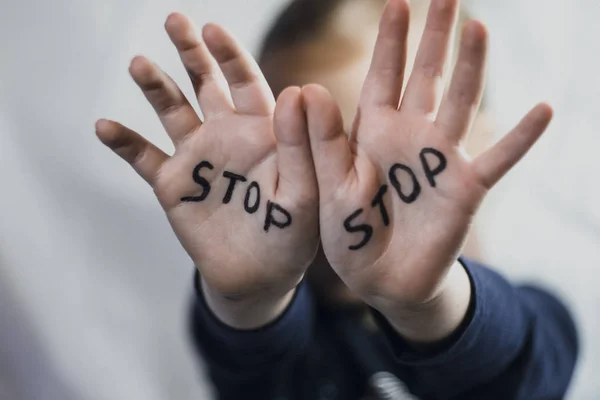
[158,101,184,117]
[419,61,442,80]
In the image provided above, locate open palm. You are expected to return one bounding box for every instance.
[303,0,552,307]
[96,14,319,299]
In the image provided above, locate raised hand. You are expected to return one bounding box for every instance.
[96,14,319,328]
[303,0,552,339]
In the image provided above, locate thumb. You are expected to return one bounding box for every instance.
[273,86,318,204]
[302,84,354,199]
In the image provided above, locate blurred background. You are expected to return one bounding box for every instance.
[0,0,598,398]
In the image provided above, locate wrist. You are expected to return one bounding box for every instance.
[378,260,473,344]
[200,276,297,330]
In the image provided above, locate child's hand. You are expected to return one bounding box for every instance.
[96,14,319,327]
[303,0,552,340]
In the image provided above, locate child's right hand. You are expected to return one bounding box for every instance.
[96,14,319,328]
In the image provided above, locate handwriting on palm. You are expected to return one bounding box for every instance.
[304,0,552,305]
[96,14,319,298]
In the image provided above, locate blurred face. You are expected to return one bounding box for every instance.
[260,0,492,302]
[262,0,431,128]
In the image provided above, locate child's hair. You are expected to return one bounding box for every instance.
[258,0,348,65]
[257,0,490,291]
[257,0,484,109]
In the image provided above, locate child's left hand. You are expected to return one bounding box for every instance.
[302,0,553,342]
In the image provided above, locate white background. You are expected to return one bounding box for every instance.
[0,0,598,398]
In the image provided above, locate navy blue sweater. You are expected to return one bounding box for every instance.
[190,259,578,399]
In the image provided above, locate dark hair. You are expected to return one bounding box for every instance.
[258,0,346,65]
[258,0,486,109]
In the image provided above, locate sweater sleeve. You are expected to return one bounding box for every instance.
[373,258,579,400]
[188,273,315,400]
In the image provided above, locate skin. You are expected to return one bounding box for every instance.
[302,0,551,342]
[97,0,552,344]
[260,0,492,152]
[261,0,492,306]
[97,16,321,328]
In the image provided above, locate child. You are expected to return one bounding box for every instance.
[95,0,578,398]
[258,0,492,305]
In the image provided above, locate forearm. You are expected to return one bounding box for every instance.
[379,260,472,344]
[190,275,315,396]
[372,259,579,399]
[201,277,296,330]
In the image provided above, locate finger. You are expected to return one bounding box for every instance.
[203,23,275,116]
[360,0,410,108]
[274,87,317,200]
[129,56,202,144]
[165,13,233,117]
[95,119,169,185]
[473,104,553,188]
[302,84,354,195]
[436,21,488,142]
[400,0,459,114]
